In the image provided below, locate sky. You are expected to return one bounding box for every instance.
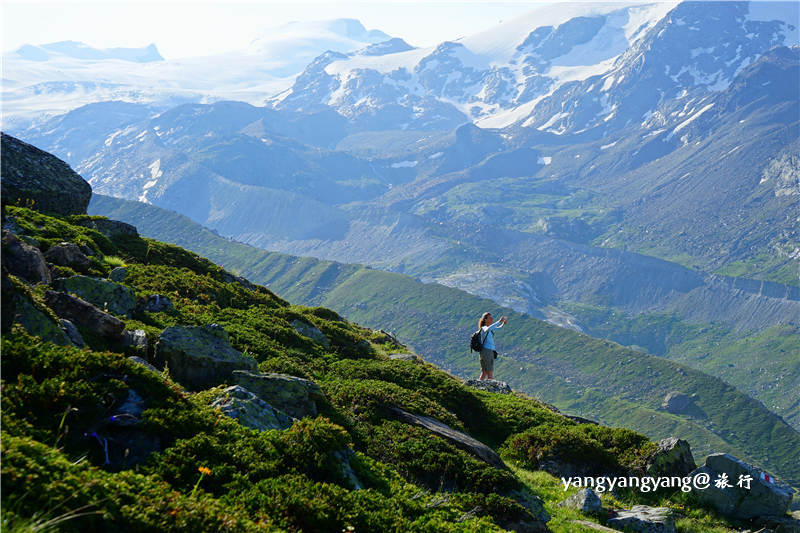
[1,1,552,59]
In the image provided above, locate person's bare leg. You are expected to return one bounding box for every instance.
[479,370,487,380]
[487,371,493,380]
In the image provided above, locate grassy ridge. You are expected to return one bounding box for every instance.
[89,194,800,487]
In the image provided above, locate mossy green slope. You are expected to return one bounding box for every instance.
[89,194,800,488]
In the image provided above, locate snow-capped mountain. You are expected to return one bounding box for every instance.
[274,1,798,132]
[1,19,392,125]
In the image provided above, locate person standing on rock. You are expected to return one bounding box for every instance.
[478,312,507,381]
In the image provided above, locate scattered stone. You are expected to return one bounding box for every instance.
[75,218,138,238]
[155,324,257,391]
[2,230,52,284]
[44,290,125,340]
[139,294,173,313]
[1,132,92,216]
[128,356,159,373]
[690,453,794,520]
[607,505,675,533]
[569,520,619,532]
[661,391,691,414]
[387,406,507,470]
[559,488,603,515]
[290,319,330,348]
[109,266,128,282]
[220,271,258,291]
[53,275,136,316]
[645,437,696,477]
[59,319,85,347]
[232,371,324,419]
[464,379,512,394]
[388,353,420,362]
[44,243,91,272]
[209,385,294,431]
[121,329,148,351]
[563,414,600,425]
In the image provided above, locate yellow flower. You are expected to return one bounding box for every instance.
[198,466,212,475]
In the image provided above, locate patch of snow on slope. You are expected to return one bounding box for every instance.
[666,102,714,140]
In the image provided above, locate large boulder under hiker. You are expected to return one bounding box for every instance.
[470,311,509,381]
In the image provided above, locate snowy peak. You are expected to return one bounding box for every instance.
[248,18,391,55]
[14,41,163,62]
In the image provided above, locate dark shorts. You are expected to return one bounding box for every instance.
[479,348,494,372]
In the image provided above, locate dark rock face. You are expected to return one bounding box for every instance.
[1,132,91,215]
[121,329,147,351]
[690,453,795,520]
[109,266,128,282]
[44,290,125,340]
[209,385,294,431]
[2,230,51,284]
[4,281,71,345]
[607,505,675,533]
[464,379,512,394]
[645,437,696,477]
[155,324,257,391]
[231,370,324,419]
[387,406,507,470]
[44,243,91,272]
[559,488,603,515]
[128,356,159,373]
[53,275,136,316]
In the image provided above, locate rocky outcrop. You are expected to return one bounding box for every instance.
[388,353,420,362]
[109,266,128,282]
[387,406,507,470]
[53,275,136,316]
[44,290,125,340]
[464,379,512,394]
[155,324,257,390]
[645,437,696,477]
[74,217,137,238]
[121,329,147,351]
[209,385,294,431]
[128,356,159,373]
[2,230,51,284]
[44,243,91,272]
[1,133,92,216]
[6,285,71,345]
[59,319,85,347]
[690,453,794,520]
[559,488,603,515]
[290,319,330,348]
[661,392,692,414]
[232,371,324,419]
[607,506,675,533]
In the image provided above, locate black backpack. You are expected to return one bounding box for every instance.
[470,329,489,352]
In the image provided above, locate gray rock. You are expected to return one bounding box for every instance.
[690,453,795,519]
[209,385,294,431]
[645,437,696,477]
[464,379,512,394]
[10,288,71,345]
[333,448,365,490]
[661,391,691,414]
[387,406,507,470]
[560,488,603,515]
[290,319,330,348]
[1,132,92,216]
[59,319,85,347]
[53,275,136,316]
[232,370,324,419]
[121,329,148,350]
[44,290,125,340]
[75,218,138,238]
[220,271,259,292]
[109,266,128,282]
[388,353,420,362]
[2,230,51,284]
[44,243,91,272]
[155,324,257,390]
[108,389,145,427]
[128,356,159,373]
[139,294,173,313]
[607,505,675,533]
